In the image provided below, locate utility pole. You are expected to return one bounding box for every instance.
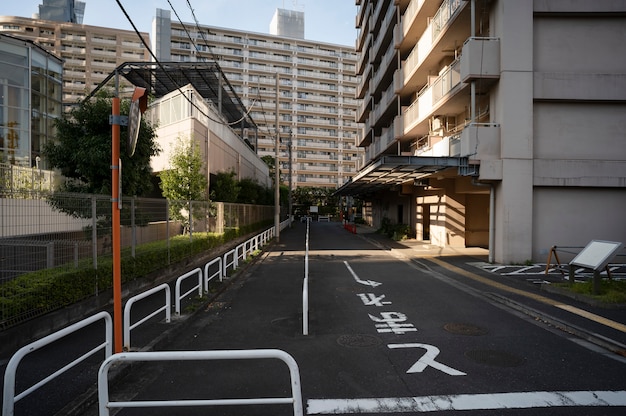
[110,72,122,354]
[274,73,280,242]
[288,131,293,227]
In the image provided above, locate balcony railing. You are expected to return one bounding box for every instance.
[432,0,462,40]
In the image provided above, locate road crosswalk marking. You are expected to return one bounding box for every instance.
[307,390,626,414]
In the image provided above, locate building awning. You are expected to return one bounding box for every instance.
[335,155,474,196]
[87,61,257,130]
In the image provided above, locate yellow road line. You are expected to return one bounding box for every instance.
[426,257,626,334]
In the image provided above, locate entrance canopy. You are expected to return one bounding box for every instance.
[335,155,473,196]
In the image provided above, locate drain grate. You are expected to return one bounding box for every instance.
[465,349,525,367]
[337,334,382,348]
[444,323,489,336]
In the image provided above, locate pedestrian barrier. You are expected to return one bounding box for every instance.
[302,217,310,336]
[97,349,304,416]
[204,257,223,290]
[2,312,113,416]
[223,247,238,277]
[124,284,171,351]
[175,268,203,315]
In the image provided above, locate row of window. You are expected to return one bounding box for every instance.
[173,28,355,59]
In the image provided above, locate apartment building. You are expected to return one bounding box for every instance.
[152,8,362,189]
[0,15,150,105]
[339,0,626,264]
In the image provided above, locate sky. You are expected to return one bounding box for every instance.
[2,0,358,46]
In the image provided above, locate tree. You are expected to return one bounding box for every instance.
[159,136,208,232]
[210,171,239,202]
[43,92,160,222]
[44,91,160,196]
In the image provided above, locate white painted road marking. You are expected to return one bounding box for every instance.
[357,293,392,306]
[388,343,466,376]
[344,261,382,287]
[368,313,418,335]
[307,390,626,414]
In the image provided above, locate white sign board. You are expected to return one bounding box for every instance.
[570,240,623,271]
[309,206,319,213]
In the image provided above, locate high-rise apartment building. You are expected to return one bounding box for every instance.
[0,15,149,105]
[152,8,362,189]
[339,0,626,263]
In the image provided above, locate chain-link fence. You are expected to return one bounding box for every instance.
[0,191,275,328]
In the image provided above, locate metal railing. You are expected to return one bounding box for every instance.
[0,191,275,328]
[123,284,172,351]
[204,257,223,289]
[302,217,311,336]
[2,312,113,416]
[175,268,203,315]
[97,349,304,415]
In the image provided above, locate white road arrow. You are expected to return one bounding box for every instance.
[388,343,466,376]
[344,261,382,287]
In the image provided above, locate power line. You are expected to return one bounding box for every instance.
[113,0,254,128]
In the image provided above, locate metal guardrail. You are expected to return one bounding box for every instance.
[97,349,304,416]
[2,312,113,416]
[3,225,280,412]
[303,217,311,336]
[175,268,203,315]
[204,257,223,290]
[124,284,171,351]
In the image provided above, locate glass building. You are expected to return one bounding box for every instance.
[0,33,62,168]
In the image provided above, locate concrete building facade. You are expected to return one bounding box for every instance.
[0,15,150,105]
[338,0,626,263]
[152,8,363,189]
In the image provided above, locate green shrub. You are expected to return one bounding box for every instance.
[0,220,272,326]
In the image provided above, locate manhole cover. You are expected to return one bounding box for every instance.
[444,323,489,336]
[465,349,525,367]
[337,334,382,348]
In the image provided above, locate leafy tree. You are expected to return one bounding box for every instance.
[44,92,159,196]
[43,92,160,223]
[292,186,338,215]
[210,170,239,203]
[237,178,273,205]
[159,136,208,232]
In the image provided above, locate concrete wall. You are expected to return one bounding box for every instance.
[532,188,626,263]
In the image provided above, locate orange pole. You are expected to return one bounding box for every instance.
[112,97,122,353]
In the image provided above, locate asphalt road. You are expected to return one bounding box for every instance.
[4,221,626,415]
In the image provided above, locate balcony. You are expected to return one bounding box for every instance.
[400,0,469,92]
[460,37,500,83]
[460,123,500,159]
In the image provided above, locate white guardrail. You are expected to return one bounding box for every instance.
[124,283,171,351]
[97,349,304,415]
[2,312,113,416]
[2,224,289,415]
[175,267,203,315]
[303,217,310,336]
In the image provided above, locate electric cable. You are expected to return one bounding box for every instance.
[114,0,254,128]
